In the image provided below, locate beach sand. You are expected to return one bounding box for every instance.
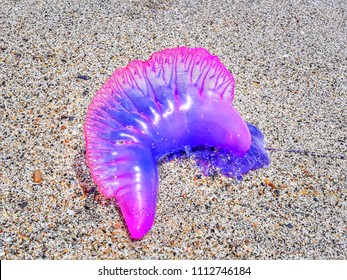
[1,0,346,259]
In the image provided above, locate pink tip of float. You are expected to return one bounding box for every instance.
[128,215,155,240]
[118,194,156,239]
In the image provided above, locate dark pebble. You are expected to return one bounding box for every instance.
[68,116,75,121]
[77,75,91,80]
[196,174,202,179]
[274,190,280,196]
[19,201,28,209]
[286,223,294,228]
[88,187,96,196]
[313,197,319,202]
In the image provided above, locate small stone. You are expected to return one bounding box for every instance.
[67,209,75,216]
[299,189,308,196]
[33,170,43,183]
[286,223,294,229]
[264,178,277,189]
[88,187,96,196]
[19,201,28,209]
[77,75,91,80]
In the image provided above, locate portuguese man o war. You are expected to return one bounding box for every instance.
[84,47,270,239]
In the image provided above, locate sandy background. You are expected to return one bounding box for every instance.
[1,0,346,259]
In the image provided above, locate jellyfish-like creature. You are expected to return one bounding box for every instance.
[84,47,270,239]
